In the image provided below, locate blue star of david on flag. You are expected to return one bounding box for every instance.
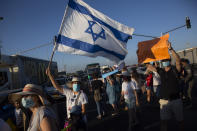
[85,20,106,42]
[57,0,135,63]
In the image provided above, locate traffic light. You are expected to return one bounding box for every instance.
[186,16,191,29]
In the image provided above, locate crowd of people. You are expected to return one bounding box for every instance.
[1,41,195,131]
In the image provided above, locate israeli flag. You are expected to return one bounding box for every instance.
[57,0,134,63]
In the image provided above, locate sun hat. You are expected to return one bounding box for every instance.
[10,84,50,105]
[72,77,81,82]
[121,71,131,76]
[116,69,130,77]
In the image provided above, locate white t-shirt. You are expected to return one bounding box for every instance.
[152,71,161,86]
[131,78,140,90]
[63,87,88,118]
[27,106,58,131]
[121,81,135,100]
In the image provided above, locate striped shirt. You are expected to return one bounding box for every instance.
[15,108,23,128]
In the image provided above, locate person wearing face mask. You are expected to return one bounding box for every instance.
[147,41,184,131]
[46,67,88,124]
[121,71,139,130]
[12,84,59,131]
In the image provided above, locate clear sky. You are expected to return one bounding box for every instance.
[0,0,197,73]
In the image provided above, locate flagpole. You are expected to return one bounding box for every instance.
[58,3,69,34]
[48,36,57,68]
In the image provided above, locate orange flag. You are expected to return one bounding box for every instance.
[137,34,170,64]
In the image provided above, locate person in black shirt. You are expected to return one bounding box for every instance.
[147,41,184,131]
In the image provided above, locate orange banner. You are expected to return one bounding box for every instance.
[137,34,170,63]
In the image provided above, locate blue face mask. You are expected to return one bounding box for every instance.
[162,61,170,67]
[73,84,80,92]
[21,97,35,108]
[149,61,154,65]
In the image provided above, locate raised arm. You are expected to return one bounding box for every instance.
[147,64,157,73]
[46,67,63,93]
[106,76,114,86]
[167,41,181,72]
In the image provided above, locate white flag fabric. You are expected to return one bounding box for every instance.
[57,0,134,63]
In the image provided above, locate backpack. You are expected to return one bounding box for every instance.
[94,89,102,102]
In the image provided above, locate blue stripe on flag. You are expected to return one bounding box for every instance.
[102,69,119,78]
[57,35,125,60]
[68,0,131,43]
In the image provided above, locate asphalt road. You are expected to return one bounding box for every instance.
[86,98,197,131]
[85,86,197,131]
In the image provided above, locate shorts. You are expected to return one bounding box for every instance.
[146,86,152,90]
[159,99,183,121]
[153,85,160,97]
[125,98,135,109]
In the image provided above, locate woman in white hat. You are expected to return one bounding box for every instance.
[13,84,59,131]
[46,68,88,123]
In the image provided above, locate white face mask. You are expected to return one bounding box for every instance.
[21,97,35,108]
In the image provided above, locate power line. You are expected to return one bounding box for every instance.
[12,42,53,56]
[133,33,158,38]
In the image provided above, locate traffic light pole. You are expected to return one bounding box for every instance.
[131,16,191,39]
